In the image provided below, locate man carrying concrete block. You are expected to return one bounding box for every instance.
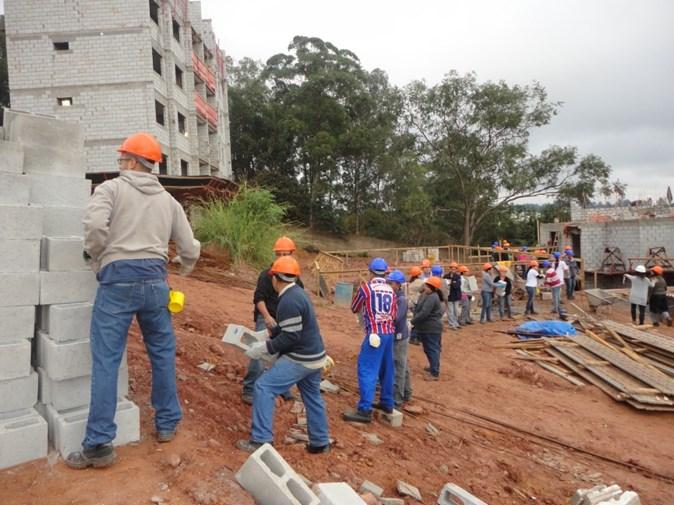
[66,132,200,469]
[236,256,331,454]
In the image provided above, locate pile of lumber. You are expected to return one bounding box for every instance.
[503,315,674,412]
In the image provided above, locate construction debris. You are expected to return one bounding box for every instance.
[571,484,641,505]
[396,480,422,501]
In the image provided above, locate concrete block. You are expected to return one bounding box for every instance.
[39,302,93,342]
[379,499,404,505]
[376,409,403,428]
[3,109,86,177]
[39,270,97,305]
[541,291,552,301]
[28,174,91,208]
[38,365,128,411]
[45,398,140,457]
[0,205,43,239]
[40,237,89,271]
[35,332,92,381]
[236,443,320,505]
[222,324,271,359]
[0,370,38,413]
[358,481,384,498]
[0,409,48,470]
[0,139,24,174]
[438,483,488,505]
[0,340,31,380]
[396,480,422,501]
[0,173,30,204]
[572,484,624,505]
[0,306,35,343]
[41,206,85,237]
[0,239,40,273]
[314,483,366,505]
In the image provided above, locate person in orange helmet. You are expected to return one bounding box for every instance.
[242,236,303,404]
[458,265,475,325]
[649,266,671,326]
[480,263,495,323]
[420,259,432,280]
[407,266,425,345]
[411,277,445,380]
[68,133,201,469]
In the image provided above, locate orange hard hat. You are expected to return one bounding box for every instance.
[421,259,431,268]
[273,236,296,253]
[483,263,493,271]
[425,276,442,290]
[118,132,162,163]
[529,260,539,267]
[409,266,423,277]
[270,255,301,277]
[459,265,469,273]
[651,265,664,276]
[449,261,459,268]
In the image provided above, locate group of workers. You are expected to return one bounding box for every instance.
[623,265,672,326]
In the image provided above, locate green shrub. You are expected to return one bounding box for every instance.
[193,186,287,268]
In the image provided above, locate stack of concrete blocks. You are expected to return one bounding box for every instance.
[0,123,48,470]
[2,109,140,461]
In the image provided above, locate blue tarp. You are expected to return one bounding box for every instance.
[515,321,577,340]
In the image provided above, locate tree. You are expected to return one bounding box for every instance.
[405,71,617,245]
[0,16,10,110]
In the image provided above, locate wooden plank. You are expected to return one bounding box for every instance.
[515,350,585,386]
[602,320,674,355]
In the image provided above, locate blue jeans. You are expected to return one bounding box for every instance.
[357,333,394,412]
[83,278,180,448]
[480,291,493,322]
[552,285,563,315]
[566,277,576,299]
[419,331,442,376]
[525,286,536,314]
[251,357,329,447]
[497,294,512,318]
[447,301,460,329]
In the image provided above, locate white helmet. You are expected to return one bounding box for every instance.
[635,265,646,273]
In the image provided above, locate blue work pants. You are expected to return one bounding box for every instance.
[480,291,493,322]
[357,333,394,412]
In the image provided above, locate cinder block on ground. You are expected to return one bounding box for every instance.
[38,365,128,411]
[222,324,269,354]
[0,273,39,307]
[0,139,24,174]
[39,302,93,342]
[0,205,42,239]
[40,237,89,271]
[0,370,38,413]
[0,408,48,470]
[0,173,30,205]
[359,480,384,498]
[0,306,35,343]
[35,332,92,381]
[45,398,140,457]
[376,409,403,428]
[314,483,367,505]
[41,206,85,237]
[0,340,31,381]
[0,239,40,273]
[236,443,320,505]
[39,271,97,305]
[541,291,552,301]
[28,174,91,208]
[3,109,86,177]
[438,483,488,505]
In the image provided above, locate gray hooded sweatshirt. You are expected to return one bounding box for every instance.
[83,170,200,274]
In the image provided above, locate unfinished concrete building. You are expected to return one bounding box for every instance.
[4,0,232,178]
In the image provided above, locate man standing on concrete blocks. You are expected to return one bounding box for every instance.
[236,256,330,454]
[343,257,397,423]
[66,132,201,469]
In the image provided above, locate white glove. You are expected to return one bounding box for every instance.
[245,341,270,360]
[395,333,402,340]
[369,333,381,348]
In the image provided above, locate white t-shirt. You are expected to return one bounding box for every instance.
[555,260,568,285]
[526,268,540,288]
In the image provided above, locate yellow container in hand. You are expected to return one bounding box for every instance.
[168,290,185,313]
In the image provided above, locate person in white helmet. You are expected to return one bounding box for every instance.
[623,265,650,325]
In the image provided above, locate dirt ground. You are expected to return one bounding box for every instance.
[2,258,674,505]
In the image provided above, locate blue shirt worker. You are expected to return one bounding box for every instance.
[66,132,201,469]
[343,257,397,423]
[388,270,412,407]
[236,256,330,454]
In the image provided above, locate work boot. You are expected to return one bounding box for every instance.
[423,373,440,382]
[342,409,372,423]
[667,317,673,327]
[157,429,176,443]
[65,443,116,469]
[372,403,393,414]
[241,393,253,405]
[305,443,330,454]
[235,439,265,453]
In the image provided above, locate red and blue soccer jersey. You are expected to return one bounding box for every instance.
[351,277,397,335]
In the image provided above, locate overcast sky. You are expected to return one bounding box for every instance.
[2,1,672,201]
[198,0,674,202]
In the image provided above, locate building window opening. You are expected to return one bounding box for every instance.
[155,101,165,125]
[180,159,189,176]
[175,66,184,88]
[172,18,181,42]
[149,0,159,24]
[53,41,70,51]
[159,154,168,175]
[57,97,73,107]
[177,112,186,135]
[152,49,162,75]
